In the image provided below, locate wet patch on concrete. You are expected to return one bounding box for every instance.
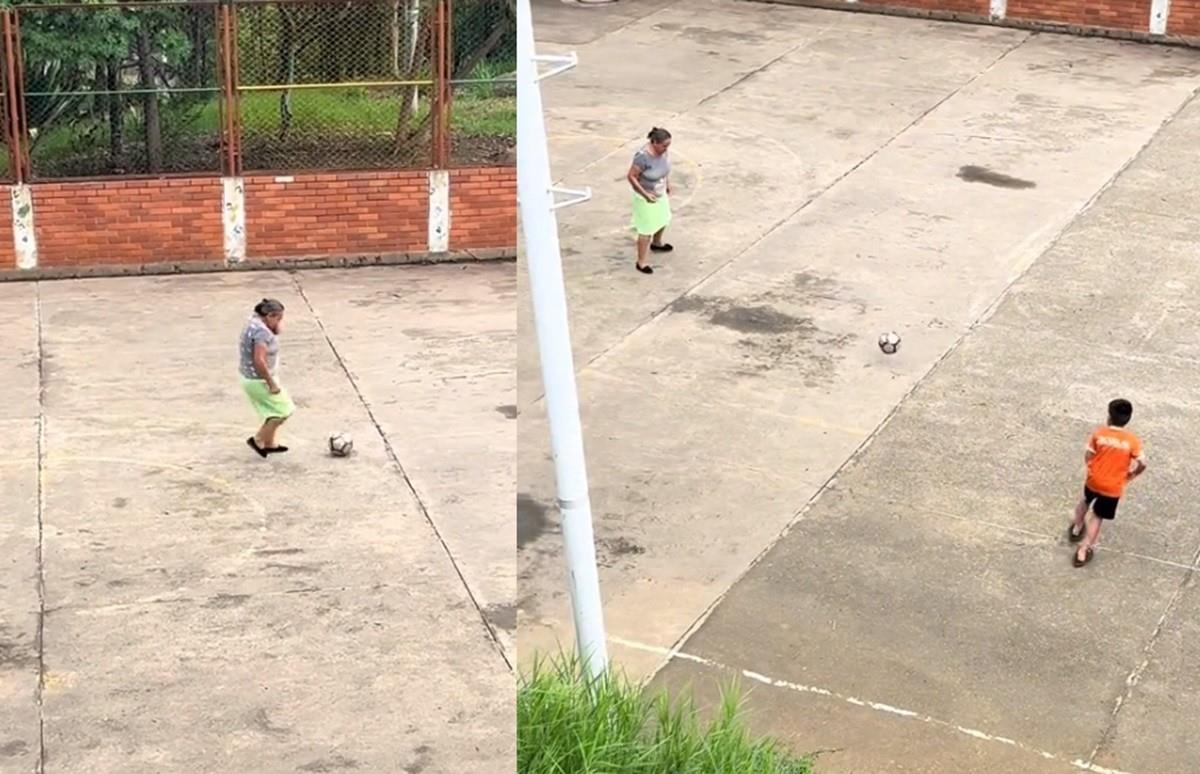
[349,290,407,307]
[0,626,36,669]
[403,745,434,774]
[518,493,555,550]
[495,404,518,419]
[264,561,324,575]
[957,165,1036,190]
[106,578,132,588]
[671,281,859,382]
[205,593,250,609]
[111,497,128,509]
[249,707,292,738]
[299,754,361,772]
[254,547,304,556]
[651,22,765,46]
[483,603,517,632]
[1147,64,1200,81]
[598,536,645,568]
[0,740,29,758]
[672,295,814,336]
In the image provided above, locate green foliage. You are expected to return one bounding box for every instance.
[518,655,813,774]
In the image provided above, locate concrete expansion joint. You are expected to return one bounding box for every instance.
[291,275,513,673]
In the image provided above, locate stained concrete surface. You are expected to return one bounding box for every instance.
[520,0,1200,770]
[1,264,514,773]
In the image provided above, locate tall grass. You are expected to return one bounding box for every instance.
[518,656,813,774]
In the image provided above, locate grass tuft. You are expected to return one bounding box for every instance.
[518,654,813,774]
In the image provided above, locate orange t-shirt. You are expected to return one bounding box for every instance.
[1086,426,1144,498]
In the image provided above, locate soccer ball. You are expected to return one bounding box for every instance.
[878,331,901,355]
[329,433,353,457]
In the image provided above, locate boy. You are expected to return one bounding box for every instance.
[1069,398,1146,567]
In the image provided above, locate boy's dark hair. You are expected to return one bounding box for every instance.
[1108,398,1133,427]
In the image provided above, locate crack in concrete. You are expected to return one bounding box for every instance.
[1087,540,1200,765]
[33,283,46,774]
[290,274,513,672]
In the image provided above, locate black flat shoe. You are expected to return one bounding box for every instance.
[650,243,674,253]
[265,445,289,454]
[246,437,268,458]
[636,263,653,274]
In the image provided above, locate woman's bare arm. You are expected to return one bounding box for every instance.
[627,164,655,202]
[253,342,279,393]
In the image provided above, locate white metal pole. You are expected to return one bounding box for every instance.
[515,0,609,678]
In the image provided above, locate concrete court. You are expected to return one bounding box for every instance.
[0,264,515,773]
[517,0,1200,771]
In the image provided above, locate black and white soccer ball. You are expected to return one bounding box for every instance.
[878,331,901,355]
[329,433,353,457]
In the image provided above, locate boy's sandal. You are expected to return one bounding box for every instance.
[1073,547,1093,568]
[1068,525,1084,543]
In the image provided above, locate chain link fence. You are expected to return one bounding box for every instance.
[0,0,514,180]
[15,2,222,179]
[449,0,514,166]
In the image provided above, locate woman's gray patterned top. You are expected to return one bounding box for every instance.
[632,146,671,196]
[238,315,279,379]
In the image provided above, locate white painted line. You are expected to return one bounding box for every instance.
[428,169,450,253]
[609,636,1136,774]
[990,0,1006,20]
[11,184,38,270]
[1150,0,1170,35]
[222,177,247,264]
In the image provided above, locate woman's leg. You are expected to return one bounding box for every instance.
[636,234,652,268]
[257,417,286,449]
[652,226,667,247]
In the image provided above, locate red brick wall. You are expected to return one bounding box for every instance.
[1006,0,1151,31]
[1169,0,1200,34]
[756,0,1200,39]
[244,170,428,259]
[0,191,13,268]
[32,178,223,268]
[0,166,515,271]
[450,167,517,251]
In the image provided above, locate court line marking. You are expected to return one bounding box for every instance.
[548,133,705,214]
[293,276,514,672]
[33,284,47,774]
[608,636,1134,774]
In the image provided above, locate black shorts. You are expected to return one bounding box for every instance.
[1084,486,1120,520]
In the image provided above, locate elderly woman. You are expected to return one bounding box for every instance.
[627,126,674,275]
[239,298,294,457]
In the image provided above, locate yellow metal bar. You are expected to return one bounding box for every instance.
[238,79,433,92]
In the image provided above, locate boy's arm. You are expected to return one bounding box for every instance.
[1128,442,1147,480]
[1084,433,1097,464]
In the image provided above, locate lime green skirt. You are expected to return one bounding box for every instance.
[241,377,295,420]
[631,193,671,236]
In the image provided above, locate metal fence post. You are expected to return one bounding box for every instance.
[217,0,242,177]
[430,0,450,168]
[2,8,28,183]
